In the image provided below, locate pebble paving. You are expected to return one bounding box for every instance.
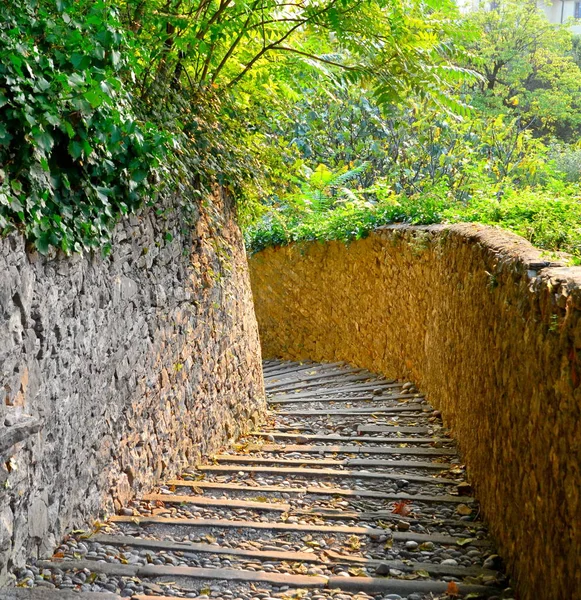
[11,360,517,600]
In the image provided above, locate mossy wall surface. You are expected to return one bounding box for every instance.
[249,224,581,600]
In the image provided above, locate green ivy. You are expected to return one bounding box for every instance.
[0,0,166,254]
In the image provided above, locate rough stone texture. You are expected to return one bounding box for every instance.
[0,191,265,586]
[0,591,120,599]
[248,224,581,600]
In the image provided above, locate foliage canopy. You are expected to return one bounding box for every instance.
[0,0,580,258]
[245,0,581,260]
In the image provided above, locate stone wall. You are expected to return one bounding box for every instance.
[0,191,265,585]
[248,224,581,600]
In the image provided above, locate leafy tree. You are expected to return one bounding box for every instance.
[118,0,472,108]
[463,0,581,138]
[0,0,480,251]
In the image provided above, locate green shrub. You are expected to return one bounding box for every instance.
[246,183,581,260]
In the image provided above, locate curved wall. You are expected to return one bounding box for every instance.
[249,224,581,600]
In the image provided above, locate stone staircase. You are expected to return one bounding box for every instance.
[3,361,515,600]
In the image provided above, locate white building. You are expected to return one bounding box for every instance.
[540,0,581,32]
[457,0,581,34]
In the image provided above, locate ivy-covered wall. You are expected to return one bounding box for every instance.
[0,191,265,586]
[249,224,581,600]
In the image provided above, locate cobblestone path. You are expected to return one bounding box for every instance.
[8,361,515,600]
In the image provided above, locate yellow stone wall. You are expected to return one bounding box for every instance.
[249,223,581,600]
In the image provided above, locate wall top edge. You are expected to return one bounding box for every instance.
[252,223,581,289]
[376,223,581,286]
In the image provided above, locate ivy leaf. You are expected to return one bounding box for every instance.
[34,131,54,153]
[111,50,121,68]
[0,123,13,146]
[35,232,51,255]
[68,140,83,160]
[70,52,90,70]
[84,88,104,108]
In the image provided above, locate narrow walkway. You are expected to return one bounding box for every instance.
[12,361,513,600]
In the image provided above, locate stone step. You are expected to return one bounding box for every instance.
[195,464,457,484]
[165,481,308,494]
[35,560,498,597]
[0,591,121,599]
[90,534,319,562]
[164,480,474,503]
[110,515,389,536]
[255,444,456,456]
[140,564,327,587]
[263,361,344,377]
[36,560,327,588]
[91,533,496,580]
[277,405,426,416]
[294,507,483,528]
[250,432,452,444]
[327,577,498,596]
[149,490,480,527]
[263,362,345,377]
[110,515,488,545]
[268,393,420,404]
[359,424,442,434]
[265,368,365,386]
[262,359,310,369]
[140,494,291,511]
[324,549,498,577]
[269,381,400,399]
[266,373,375,391]
[211,455,452,470]
[89,534,496,579]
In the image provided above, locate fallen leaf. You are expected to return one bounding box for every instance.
[456,504,473,516]
[456,482,472,495]
[346,535,361,550]
[391,500,412,517]
[446,581,460,597]
[456,537,476,546]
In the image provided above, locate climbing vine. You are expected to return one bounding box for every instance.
[0,0,165,254]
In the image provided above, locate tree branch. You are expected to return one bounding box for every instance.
[270,45,360,71]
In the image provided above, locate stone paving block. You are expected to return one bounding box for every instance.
[0,591,121,600]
